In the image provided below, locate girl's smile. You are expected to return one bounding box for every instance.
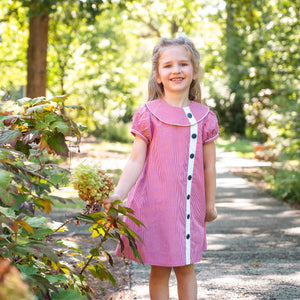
[156,45,197,105]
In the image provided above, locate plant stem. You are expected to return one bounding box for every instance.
[79,233,107,275]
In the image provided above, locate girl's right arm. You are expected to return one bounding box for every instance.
[103,136,147,211]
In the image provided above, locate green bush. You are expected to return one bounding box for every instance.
[271,168,300,206]
[0,96,143,299]
[94,122,133,143]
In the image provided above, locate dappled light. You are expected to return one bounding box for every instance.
[0,0,299,299]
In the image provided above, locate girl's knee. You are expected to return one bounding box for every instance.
[151,266,172,278]
[173,264,195,277]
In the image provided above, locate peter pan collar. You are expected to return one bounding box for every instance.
[145,99,210,126]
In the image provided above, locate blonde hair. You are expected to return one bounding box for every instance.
[148,37,201,103]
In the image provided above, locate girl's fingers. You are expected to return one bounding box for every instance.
[103,194,121,214]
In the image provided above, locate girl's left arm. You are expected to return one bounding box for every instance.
[203,141,217,222]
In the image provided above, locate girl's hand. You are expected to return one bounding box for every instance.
[205,206,217,222]
[103,194,121,214]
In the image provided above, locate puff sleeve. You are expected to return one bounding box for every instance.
[130,105,152,144]
[202,110,219,144]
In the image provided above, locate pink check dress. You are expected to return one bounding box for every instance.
[116,99,219,266]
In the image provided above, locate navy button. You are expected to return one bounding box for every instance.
[187,113,193,118]
[187,194,190,200]
[186,234,190,239]
[187,214,190,219]
[190,153,195,159]
[188,175,192,180]
[192,133,197,139]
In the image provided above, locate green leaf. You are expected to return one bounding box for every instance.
[49,120,71,135]
[82,212,106,222]
[45,112,58,123]
[17,264,39,276]
[0,207,16,218]
[36,120,49,131]
[0,186,15,206]
[27,242,59,263]
[56,239,82,251]
[47,132,69,157]
[26,104,49,114]
[15,140,31,157]
[64,105,84,110]
[28,274,58,294]
[31,97,46,105]
[46,274,69,284]
[0,130,22,147]
[87,264,116,286]
[123,213,145,228]
[49,95,68,103]
[0,169,12,189]
[51,288,88,300]
[24,216,48,228]
[90,248,100,256]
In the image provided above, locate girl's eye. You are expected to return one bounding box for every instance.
[181,63,188,66]
[164,65,172,68]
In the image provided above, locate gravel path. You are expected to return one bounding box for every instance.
[130,150,300,300]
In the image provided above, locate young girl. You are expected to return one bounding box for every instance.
[104,35,219,300]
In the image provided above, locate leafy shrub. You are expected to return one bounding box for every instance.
[96,122,133,143]
[0,96,143,299]
[271,168,300,206]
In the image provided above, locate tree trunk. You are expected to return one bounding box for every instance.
[225,0,246,135]
[26,12,49,98]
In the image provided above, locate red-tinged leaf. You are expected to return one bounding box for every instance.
[16,220,35,234]
[23,129,42,144]
[35,198,52,213]
[39,136,55,155]
[0,186,15,206]
[2,114,20,127]
[0,130,22,147]
[103,249,114,266]
[0,214,13,233]
[47,132,69,157]
[9,220,19,233]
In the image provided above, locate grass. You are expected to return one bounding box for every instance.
[215,135,255,158]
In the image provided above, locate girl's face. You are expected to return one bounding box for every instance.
[156,45,197,98]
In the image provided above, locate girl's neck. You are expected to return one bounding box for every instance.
[162,93,190,108]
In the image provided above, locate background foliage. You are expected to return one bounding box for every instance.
[0,1,299,296]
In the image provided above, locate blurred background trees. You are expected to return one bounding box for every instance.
[1,0,299,155]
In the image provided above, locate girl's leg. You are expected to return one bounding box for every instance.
[149,265,172,300]
[173,264,197,300]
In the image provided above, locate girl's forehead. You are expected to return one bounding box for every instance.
[159,45,192,62]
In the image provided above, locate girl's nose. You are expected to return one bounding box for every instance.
[172,65,181,74]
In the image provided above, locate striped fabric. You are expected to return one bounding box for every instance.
[116,99,219,267]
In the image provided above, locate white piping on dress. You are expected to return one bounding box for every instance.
[183,106,198,265]
[145,101,209,127]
